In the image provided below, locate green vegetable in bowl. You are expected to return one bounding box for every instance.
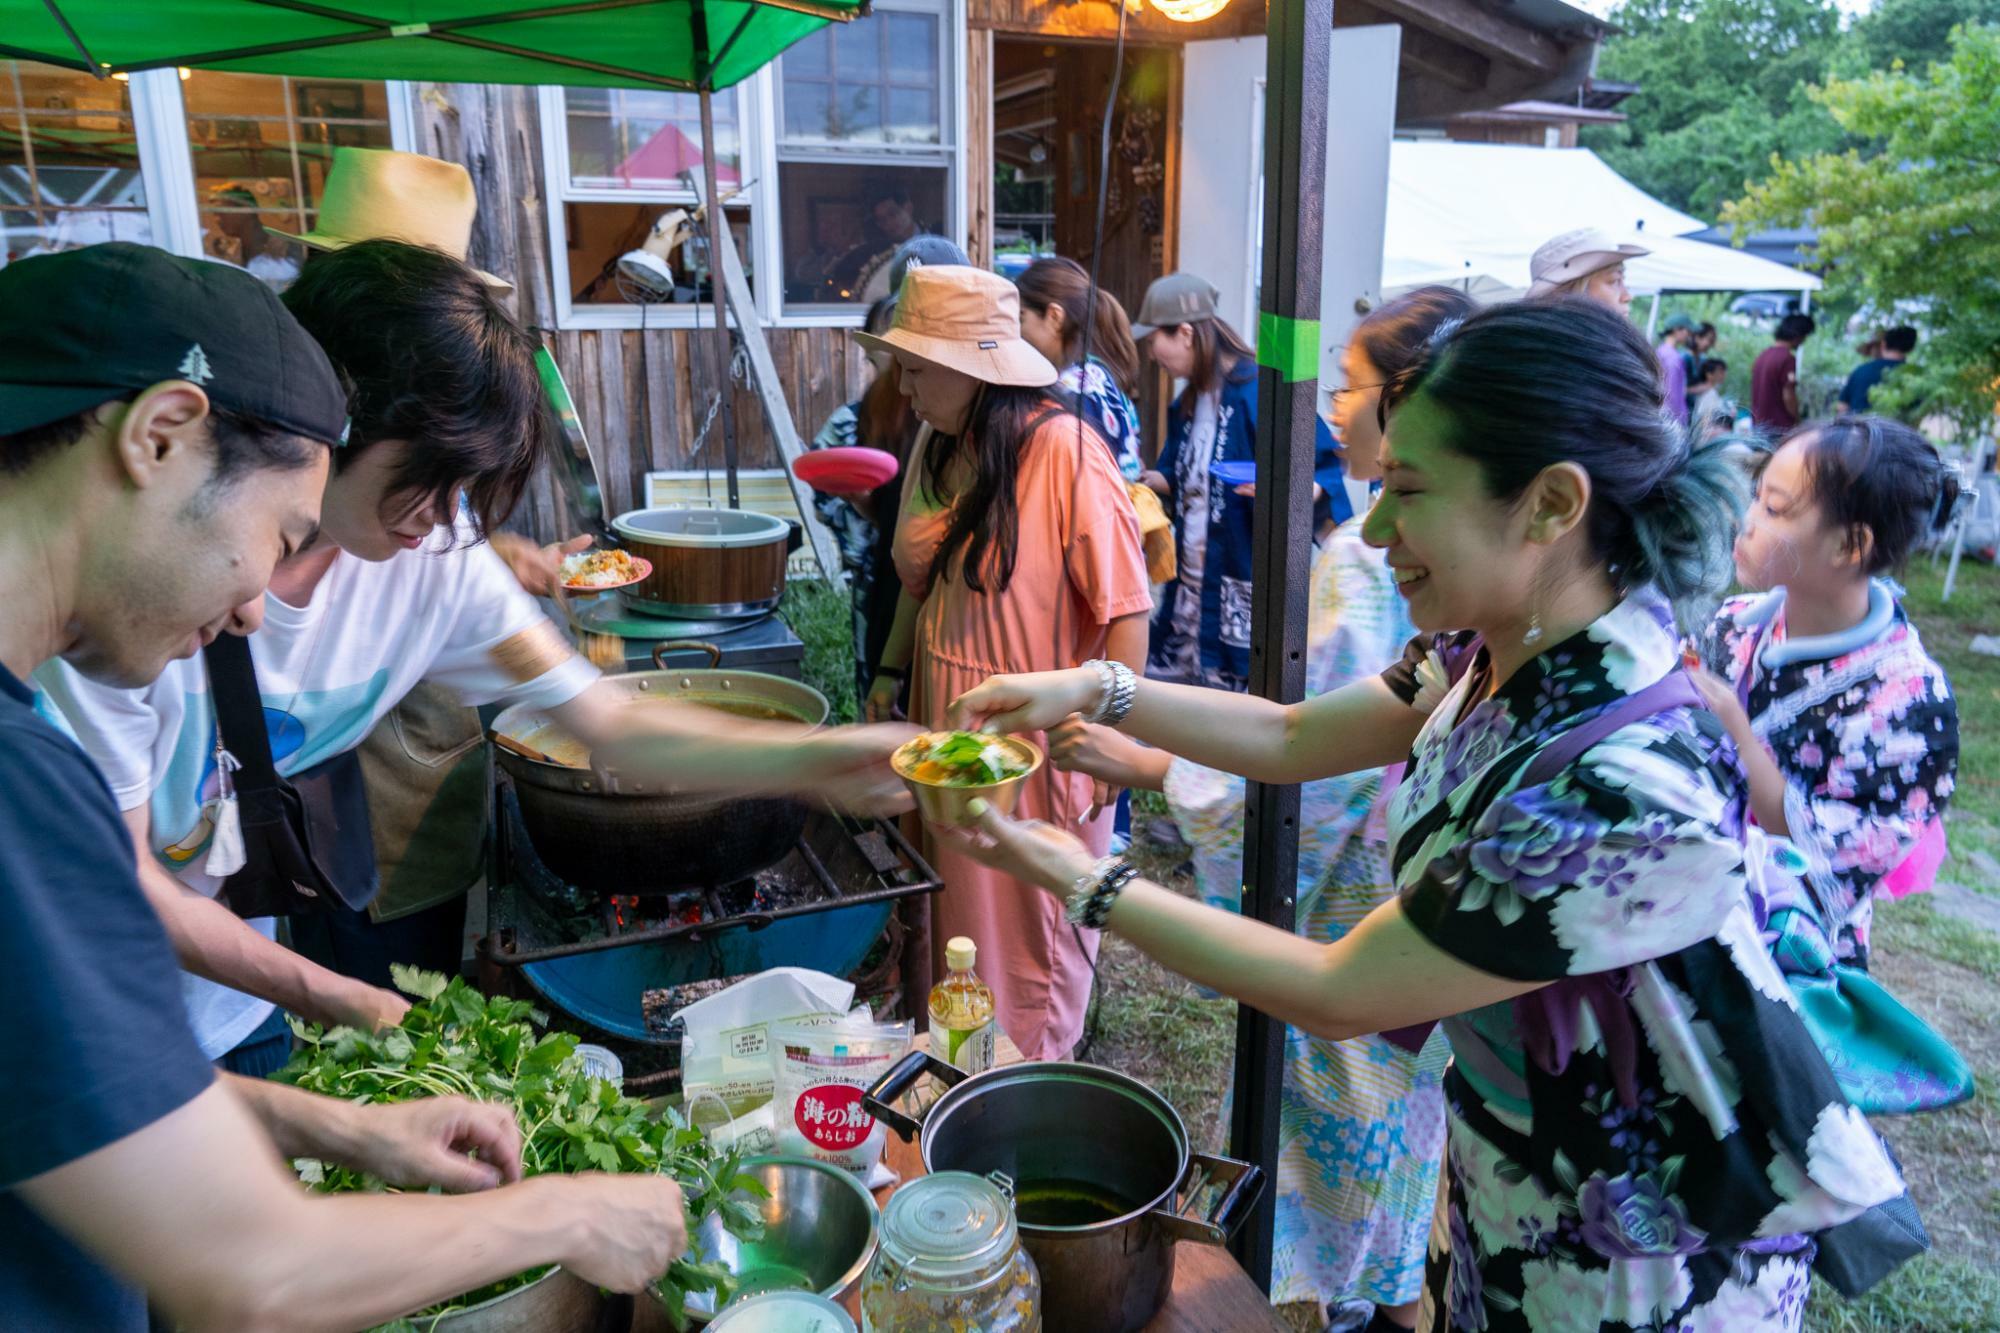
[275,965,764,1331]
[903,730,1031,787]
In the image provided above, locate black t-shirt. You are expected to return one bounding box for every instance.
[0,660,214,1331]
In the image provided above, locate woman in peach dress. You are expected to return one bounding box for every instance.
[862,266,1151,1059]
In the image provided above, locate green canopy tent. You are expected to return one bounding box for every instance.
[1,1,861,92]
[1,0,868,520]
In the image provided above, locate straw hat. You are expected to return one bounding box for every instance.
[271,147,513,293]
[854,266,1056,387]
[1526,227,1649,297]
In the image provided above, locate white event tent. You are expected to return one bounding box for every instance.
[1380,141,1820,300]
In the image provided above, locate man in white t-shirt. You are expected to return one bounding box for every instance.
[39,239,914,1065]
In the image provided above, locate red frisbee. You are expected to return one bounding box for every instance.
[793,446,899,497]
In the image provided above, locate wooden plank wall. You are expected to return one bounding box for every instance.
[966,30,996,269]
[406,82,869,545]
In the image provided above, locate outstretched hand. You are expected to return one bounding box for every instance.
[947,667,1100,736]
[938,797,1100,898]
[492,531,594,598]
[805,724,922,817]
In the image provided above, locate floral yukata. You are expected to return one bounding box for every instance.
[1167,521,1443,1313]
[1381,589,1910,1333]
[1701,583,1958,967]
[1056,356,1143,479]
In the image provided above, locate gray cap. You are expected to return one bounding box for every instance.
[1131,272,1220,339]
[1663,312,1698,333]
[889,235,970,295]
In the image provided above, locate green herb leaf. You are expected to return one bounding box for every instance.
[389,963,450,1002]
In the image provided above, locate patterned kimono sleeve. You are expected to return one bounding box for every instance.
[1399,727,1750,981]
[1698,596,1758,680]
[1787,666,1958,916]
[1378,629,1477,713]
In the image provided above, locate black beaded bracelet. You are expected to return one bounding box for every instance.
[1077,863,1140,930]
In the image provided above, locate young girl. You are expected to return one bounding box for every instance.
[1698,417,1960,968]
[1134,272,1347,690]
[945,299,1911,1330]
[1050,288,1472,1331]
[862,266,1152,1059]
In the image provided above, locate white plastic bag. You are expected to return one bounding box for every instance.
[772,1013,912,1186]
[678,968,855,1120]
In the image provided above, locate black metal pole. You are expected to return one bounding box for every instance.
[1228,0,1332,1292]
[693,3,741,510]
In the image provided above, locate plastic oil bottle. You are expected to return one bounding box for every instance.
[928,936,998,1074]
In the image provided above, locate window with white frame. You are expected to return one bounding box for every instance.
[542,84,756,324]
[2,58,408,288]
[2,60,154,264]
[774,0,953,313]
[181,70,398,290]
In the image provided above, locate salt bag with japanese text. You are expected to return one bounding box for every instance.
[772,1013,912,1184]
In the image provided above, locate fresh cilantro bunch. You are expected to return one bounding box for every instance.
[274,965,764,1329]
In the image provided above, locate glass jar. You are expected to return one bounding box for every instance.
[860,1172,1041,1333]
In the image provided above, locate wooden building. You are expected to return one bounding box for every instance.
[3,0,1610,546]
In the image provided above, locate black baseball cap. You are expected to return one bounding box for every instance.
[0,242,348,446]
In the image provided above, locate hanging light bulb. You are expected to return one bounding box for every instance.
[1149,0,1232,21]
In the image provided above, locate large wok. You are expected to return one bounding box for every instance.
[489,644,829,896]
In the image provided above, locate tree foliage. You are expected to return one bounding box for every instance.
[1727,22,2000,430]
[1583,0,2000,217]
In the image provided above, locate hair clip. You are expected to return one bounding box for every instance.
[1934,480,1971,532]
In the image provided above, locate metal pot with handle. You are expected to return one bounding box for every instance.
[863,1053,1264,1333]
[488,643,828,895]
[612,505,799,620]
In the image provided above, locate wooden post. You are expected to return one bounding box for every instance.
[689,172,848,591]
[1232,0,1332,1290]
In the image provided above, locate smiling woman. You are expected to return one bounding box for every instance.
[938,300,1930,1331]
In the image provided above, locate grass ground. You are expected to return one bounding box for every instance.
[1078,559,2000,1332]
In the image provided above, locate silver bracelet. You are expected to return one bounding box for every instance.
[1081,659,1138,728]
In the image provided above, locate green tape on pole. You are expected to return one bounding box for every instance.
[1257,310,1321,383]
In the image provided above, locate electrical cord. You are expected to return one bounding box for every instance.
[1068,0,1131,1062]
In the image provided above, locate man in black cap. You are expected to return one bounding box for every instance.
[0,243,685,1330]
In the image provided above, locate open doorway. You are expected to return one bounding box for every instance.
[990,37,1178,444]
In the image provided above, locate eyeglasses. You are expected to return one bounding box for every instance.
[1329,383,1387,403]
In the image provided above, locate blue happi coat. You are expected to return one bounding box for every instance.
[1149,358,1348,687]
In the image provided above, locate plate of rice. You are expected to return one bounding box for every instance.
[558,548,651,593]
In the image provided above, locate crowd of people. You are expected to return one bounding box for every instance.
[0,142,1968,1333]
[817,230,1963,1332]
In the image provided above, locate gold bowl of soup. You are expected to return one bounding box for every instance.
[892,731,1043,828]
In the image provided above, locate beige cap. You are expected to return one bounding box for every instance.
[855,266,1057,388]
[945,936,977,970]
[1526,227,1649,297]
[270,147,513,294]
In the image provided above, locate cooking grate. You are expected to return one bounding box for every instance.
[481,780,940,965]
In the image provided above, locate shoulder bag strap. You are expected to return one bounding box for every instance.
[1517,669,1706,791]
[203,631,280,794]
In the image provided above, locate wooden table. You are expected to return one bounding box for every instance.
[864,1035,1287,1333]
